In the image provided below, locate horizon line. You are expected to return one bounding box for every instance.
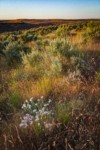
[0,18,100,21]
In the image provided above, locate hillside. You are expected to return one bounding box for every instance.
[0,20,100,150]
[0,19,100,33]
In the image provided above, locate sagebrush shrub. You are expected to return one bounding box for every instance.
[5,42,31,66]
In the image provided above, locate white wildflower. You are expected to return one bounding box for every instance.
[46,103,49,106]
[35,115,39,121]
[44,104,47,107]
[44,122,53,130]
[43,111,48,115]
[36,111,39,114]
[48,99,52,103]
[27,104,31,109]
[44,103,49,107]
[42,107,45,111]
[37,99,40,102]
[22,104,26,109]
[24,124,28,128]
[19,96,53,128]
[23,116,28,120]
[19,121,28,128]
[30,121,33,125]
[41,96,44,99]
[33,109,37,113]
[26,113,30,117]
[19,123,24,128]
[30,97,33,102]
[39,109,42,113]
[38,123,40,126]
[25,100,28,103]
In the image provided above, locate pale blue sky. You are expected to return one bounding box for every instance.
[0,0,100,20]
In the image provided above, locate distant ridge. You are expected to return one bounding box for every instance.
[0,19,100,33]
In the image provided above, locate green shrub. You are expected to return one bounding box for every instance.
[28,51,43,67]
[83,22,100,43]
[5,42,31,66]
[35,40,43,51]
[38,26,57,36]
[49,56,62,76]
[0,41,9,49]
[50,39,81,59]
[7,34,18,42]
[67,99,84,111]
[56,103,69,124]
[76,22,86,31]
[33,123,42,135]
[56,99,83,124]
[6,46,22,66]
[21,32,37,43]
[9,91,22,109]
[51,39,71,56]
[95,71,100,84]
[56,25,70,40]
[0,96,13,120]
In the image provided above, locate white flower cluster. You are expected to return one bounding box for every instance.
[19,96,53,128]
[19,114,33,128]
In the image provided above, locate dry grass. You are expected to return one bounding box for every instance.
[0,97,99,150]
[0,22,100,149]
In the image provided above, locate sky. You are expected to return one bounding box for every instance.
[0,0,100,20]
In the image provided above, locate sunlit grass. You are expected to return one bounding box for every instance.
[0,21,100,149]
